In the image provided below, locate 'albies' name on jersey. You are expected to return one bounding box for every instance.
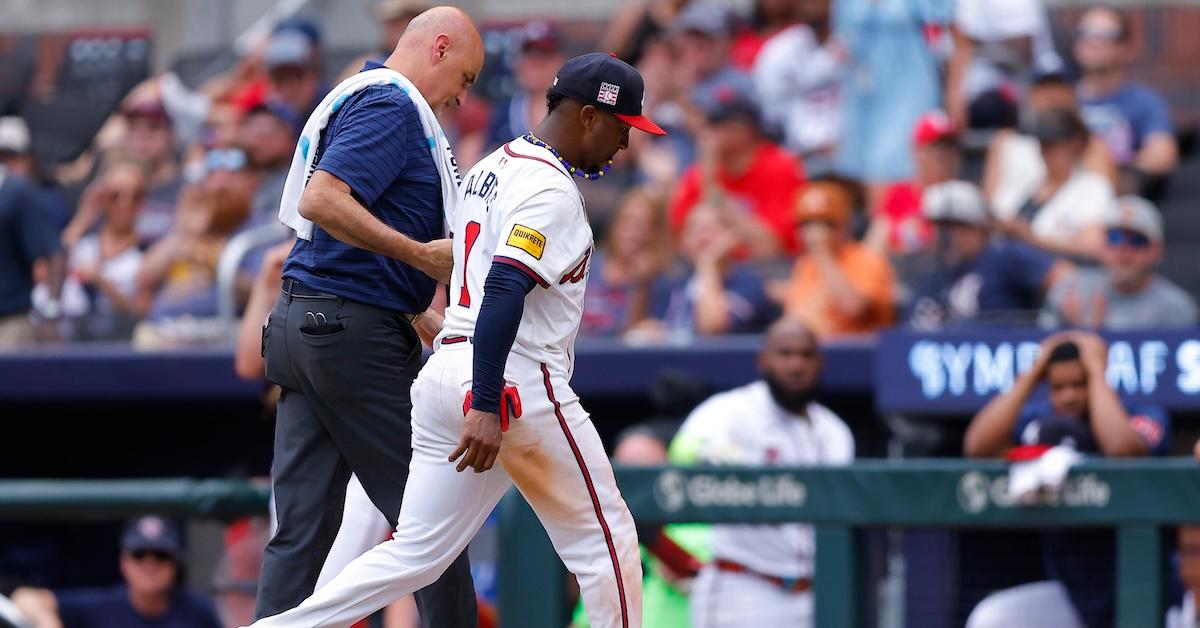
[438,136,594,378]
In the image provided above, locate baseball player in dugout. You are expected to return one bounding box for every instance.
[671,318,855,627]
[247,51,667,627]
[255,5,482,627]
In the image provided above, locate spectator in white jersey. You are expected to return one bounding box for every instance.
[671,318,854,628]
[752,0,843,169]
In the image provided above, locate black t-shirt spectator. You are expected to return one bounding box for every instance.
[55,585,221,628]
[0,171,61,317]
[908,241,1054,328]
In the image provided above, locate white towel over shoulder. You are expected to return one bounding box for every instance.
[278,67,462,241]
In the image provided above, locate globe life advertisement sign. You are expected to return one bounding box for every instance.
[875,329,1200,414]
[955,470,1112,515]
[653,469,808,514]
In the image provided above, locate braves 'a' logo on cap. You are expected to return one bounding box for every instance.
[139,516,165,539]
[597,81,620,106]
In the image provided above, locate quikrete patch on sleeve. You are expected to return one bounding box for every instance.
[507,224,547,259]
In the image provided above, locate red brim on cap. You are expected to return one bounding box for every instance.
[615,113,667,136]
[1005,444,1053,462]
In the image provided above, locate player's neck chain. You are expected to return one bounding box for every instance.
[523,132,613,180]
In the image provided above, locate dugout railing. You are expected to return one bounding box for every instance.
[1,460,1197,628]
[499,459,1200,628]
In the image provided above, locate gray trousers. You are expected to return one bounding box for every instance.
[255,279,476,625]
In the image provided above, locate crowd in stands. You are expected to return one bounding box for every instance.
[0,0,1195,352]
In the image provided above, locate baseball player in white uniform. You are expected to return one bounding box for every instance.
[671,319,855,628]
[247,52,666,628]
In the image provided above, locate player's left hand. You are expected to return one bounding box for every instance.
[451,409,503,473]
[412,308,444,348]
[1071,330,1109,375]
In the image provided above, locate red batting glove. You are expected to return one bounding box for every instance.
[499,384,522,431]
[463,385,522,432]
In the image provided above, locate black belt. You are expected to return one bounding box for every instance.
[281,278,416,323]
[281,278,334,298]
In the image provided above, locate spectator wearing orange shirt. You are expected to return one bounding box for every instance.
[668,85,805,259]
[785,179,895,338]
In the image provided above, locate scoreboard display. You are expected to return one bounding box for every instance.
[1,28,151,164]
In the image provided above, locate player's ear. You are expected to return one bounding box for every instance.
[579,105,598,132]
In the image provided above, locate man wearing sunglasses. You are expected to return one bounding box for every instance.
[1041,195,1196,330]
[17,516,222,627]
[1074,7,1178,197]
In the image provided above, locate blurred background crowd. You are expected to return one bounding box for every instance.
[2,0,1197,351]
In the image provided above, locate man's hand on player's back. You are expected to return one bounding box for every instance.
[451,409,503,473]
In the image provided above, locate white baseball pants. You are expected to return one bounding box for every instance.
[690,566,812,628]
[966,580,1086,628]
[317,474,394,589]
[249,346,642,628]
[268,473,393,592]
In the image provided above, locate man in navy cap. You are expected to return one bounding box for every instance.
[49,515,222,627]
[249,52,664,628]
[263,22,325,123]
[485,20,565,149]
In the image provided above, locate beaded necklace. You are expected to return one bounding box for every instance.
[523,132,613,179]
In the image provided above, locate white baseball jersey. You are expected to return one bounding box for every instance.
[753,24,844,156]
[675,381,854,579]
[438,136,594,379]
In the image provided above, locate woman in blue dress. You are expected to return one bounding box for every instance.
[834,0,951,192]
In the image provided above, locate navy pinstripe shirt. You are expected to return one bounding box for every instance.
[282,61,442,313]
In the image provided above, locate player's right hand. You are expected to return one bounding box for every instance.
[417,239,455,283]
[451,409,503,473]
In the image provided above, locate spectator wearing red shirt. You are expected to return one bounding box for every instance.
[865,110,960,258]
[668,86,805,259]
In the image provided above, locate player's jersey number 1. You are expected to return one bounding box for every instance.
[457,221,482,308]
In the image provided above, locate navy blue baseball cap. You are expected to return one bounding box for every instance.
[549,52,666,136]
[121,515,183,561]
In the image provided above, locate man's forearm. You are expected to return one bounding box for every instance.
[233,275,279,381]
[964,372,1037,457]
[301,185,425,265]
[45,252,67,301]
[945,29,972,125]
[1088,376,1145,457]
[471,263,536,412]
[1134,135,1178,177]
[692,263,732,335]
